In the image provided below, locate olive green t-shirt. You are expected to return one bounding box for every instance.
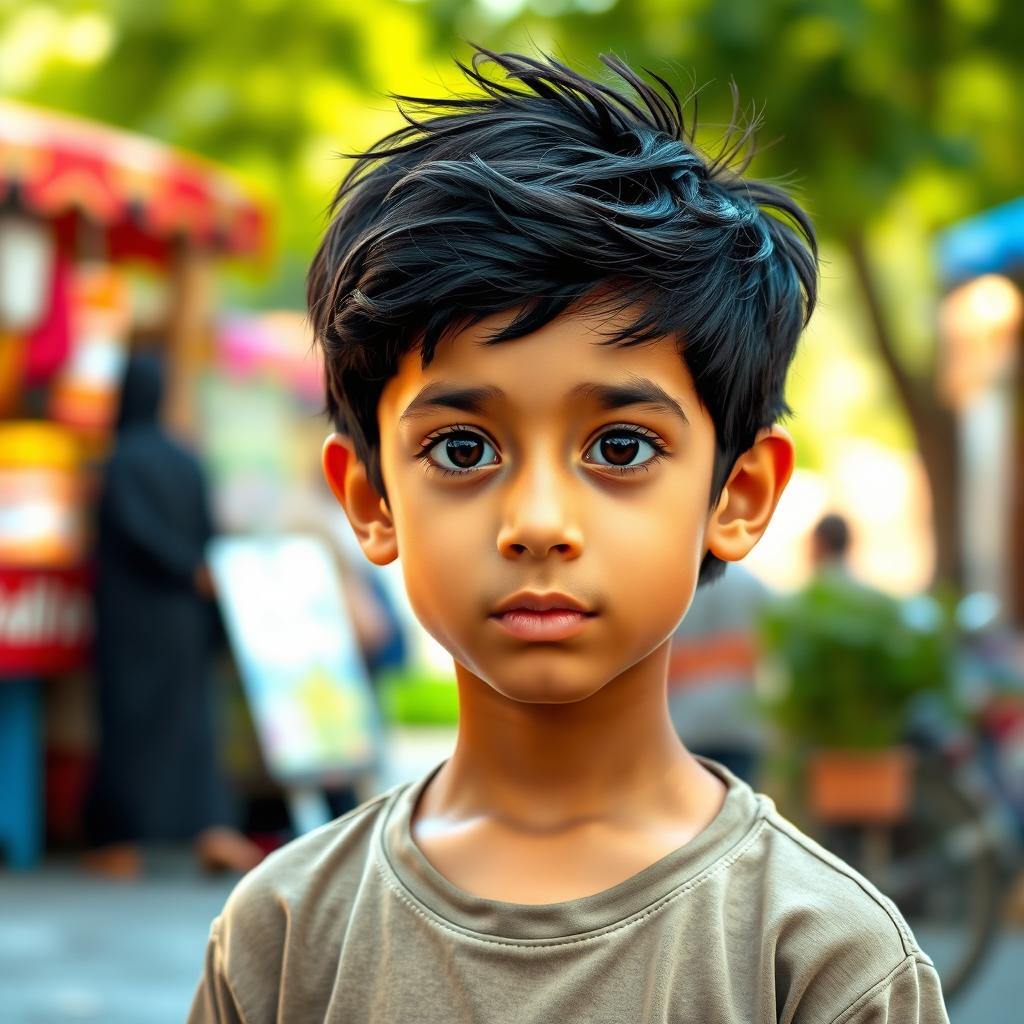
[189,760,949,1023]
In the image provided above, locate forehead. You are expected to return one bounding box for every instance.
[378,307,700,427]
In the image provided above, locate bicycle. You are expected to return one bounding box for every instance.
[812,732,1018,1002]
[760,585,1023,1000]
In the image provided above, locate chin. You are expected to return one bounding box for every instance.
[485,673,609,706]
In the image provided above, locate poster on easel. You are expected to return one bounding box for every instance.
[208,534,381,788]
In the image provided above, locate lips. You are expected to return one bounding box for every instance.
[491,591,593,616]
[490,591,596,642]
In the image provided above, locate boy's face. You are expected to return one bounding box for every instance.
[367,305,725,705]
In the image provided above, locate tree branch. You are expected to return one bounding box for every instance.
[845,230,924,429]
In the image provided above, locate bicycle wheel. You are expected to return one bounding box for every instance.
[818,755,1005,1002]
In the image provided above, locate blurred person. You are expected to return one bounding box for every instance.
[83,352,263,878]
[807,511,889,599]
[810,511,853,578]
[667,562,773,785]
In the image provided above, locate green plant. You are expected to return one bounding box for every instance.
[758,573,954,750]
[379,669,459,726]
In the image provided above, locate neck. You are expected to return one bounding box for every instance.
[422,640,714,831]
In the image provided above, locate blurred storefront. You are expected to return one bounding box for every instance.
[936,199,1024,628]
[0,100,269,867]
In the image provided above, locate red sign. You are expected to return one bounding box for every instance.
[0,564,92,676]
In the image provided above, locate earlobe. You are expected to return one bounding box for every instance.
[321,433,399,566]
[705,425,795,563]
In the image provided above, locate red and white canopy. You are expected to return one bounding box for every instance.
[0,99,269,261]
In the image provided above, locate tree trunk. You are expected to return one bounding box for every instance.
[845,232,963,589]
[913,402,962,589]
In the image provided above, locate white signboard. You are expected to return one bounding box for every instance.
[209,534,380,785]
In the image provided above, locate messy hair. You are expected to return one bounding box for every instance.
[308,46,817,585]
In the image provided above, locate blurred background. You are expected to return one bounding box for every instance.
[0,1,1021,1021]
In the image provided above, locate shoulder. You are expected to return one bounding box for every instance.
[222,785,394,926]
[741,799,946,1022]
[208,786,399,1017]
[758,807,916,951]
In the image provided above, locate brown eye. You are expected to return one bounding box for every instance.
[427,431,498,472]
[585,430,660,471]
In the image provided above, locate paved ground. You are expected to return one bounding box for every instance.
[2,730,1021,1022]
[949,934,1024,1022]
[0,859,234,1023]
[0,727,459,1024]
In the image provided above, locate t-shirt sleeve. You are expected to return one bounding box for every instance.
[831,954,949,1024]
[187,919,247,1024]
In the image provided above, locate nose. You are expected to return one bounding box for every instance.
[496,453,583,561]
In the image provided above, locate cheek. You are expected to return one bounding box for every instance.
[592,488,707,626]
[392,504,485,642]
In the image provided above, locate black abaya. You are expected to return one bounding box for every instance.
[85,354,231,845]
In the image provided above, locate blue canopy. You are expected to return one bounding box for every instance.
[935,196,1024,286]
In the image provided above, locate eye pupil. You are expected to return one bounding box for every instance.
[446,437,483,468]
[601,436,640,466]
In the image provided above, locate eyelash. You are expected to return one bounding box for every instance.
[414,423,670,478]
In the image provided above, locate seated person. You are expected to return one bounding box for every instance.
[668,561,773,786]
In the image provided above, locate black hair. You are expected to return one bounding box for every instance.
[308,46,818,585]
[813,513,851,558]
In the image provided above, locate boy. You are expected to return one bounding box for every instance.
[190,49,948,1022]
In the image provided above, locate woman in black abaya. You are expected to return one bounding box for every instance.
[83,353,262,876]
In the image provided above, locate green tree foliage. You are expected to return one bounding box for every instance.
[7,1,1020,273]
[4,0,1021,583]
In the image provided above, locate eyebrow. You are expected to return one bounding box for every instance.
[399,383,506,422]
[571,378,690,427]
[399,376,689,426]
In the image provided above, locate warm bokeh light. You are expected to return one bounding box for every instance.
[940,274,1023,409]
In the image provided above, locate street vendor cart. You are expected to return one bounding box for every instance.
[0,100,269,868]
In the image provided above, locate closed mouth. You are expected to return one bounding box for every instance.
[491,591,594,616]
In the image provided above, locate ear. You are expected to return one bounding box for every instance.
[322,433,398,566]
[705,424,794,562]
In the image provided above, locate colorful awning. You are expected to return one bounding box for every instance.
[936,196,1024,287]
[0,100,269,260]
